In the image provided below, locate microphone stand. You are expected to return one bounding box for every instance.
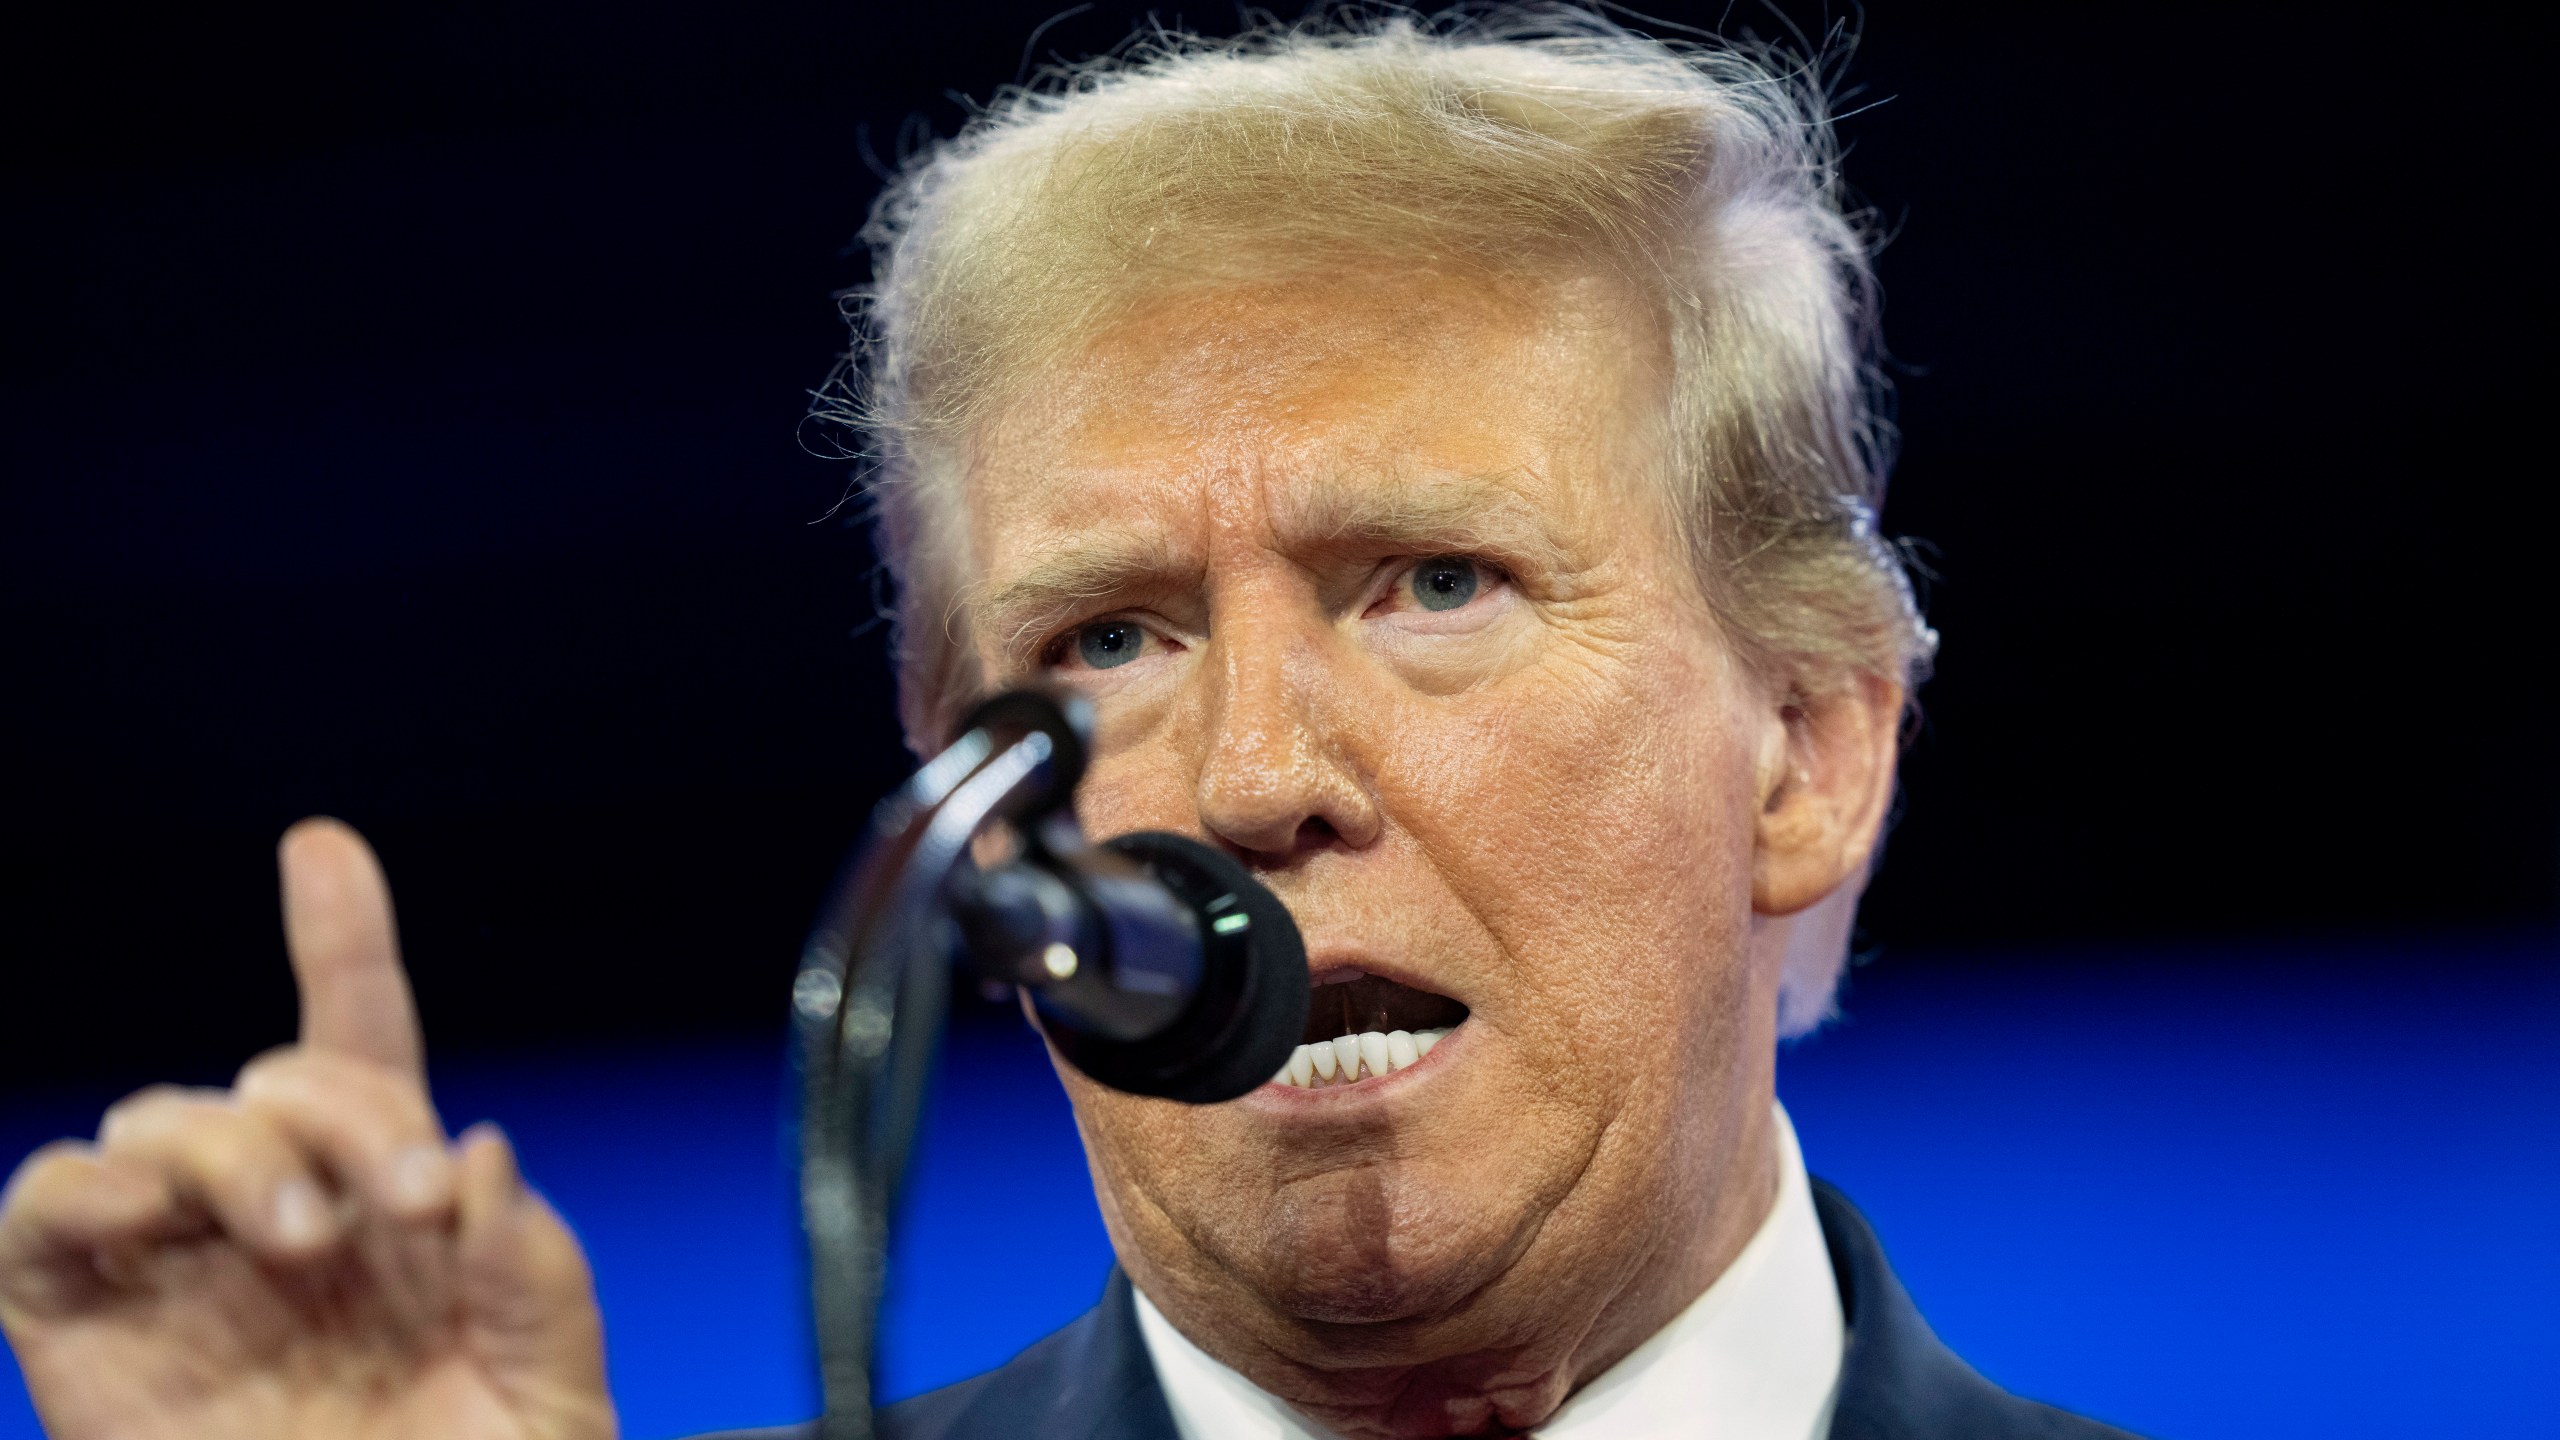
[790,709,1075,1440]
[788,689,1305,1440]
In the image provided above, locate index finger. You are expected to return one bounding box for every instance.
[278,817,426,1081]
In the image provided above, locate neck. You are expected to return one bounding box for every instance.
[1532,1076,1781,1421]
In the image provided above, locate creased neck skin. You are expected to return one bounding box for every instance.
[956,264,1891,1438]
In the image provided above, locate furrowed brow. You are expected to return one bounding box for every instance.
[968,475,1574,664]
[1286,473,1573,576]
[969,532,1196,662]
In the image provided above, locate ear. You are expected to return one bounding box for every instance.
[1752,672,1903,917]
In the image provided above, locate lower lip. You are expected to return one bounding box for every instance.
[1240,1022,1467,1111]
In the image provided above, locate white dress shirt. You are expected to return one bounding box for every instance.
[1133,1102,1844,1440]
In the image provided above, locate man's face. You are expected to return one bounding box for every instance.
[963,267,1845,1435]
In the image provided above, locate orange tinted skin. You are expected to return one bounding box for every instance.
[964,268,1901,1437]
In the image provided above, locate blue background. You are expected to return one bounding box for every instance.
[8,934,2552,1440]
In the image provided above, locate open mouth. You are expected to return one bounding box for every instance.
[1271,972,1469,1090]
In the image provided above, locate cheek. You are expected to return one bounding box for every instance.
[1072,725,1206,839]
[1394,628,1759,1035]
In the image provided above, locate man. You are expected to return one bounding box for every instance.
[0,12,2139,1439]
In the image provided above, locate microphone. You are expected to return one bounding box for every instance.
[939,695,1310,1103]
[792,687,1307,1440]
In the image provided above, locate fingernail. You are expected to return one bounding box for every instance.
[273,1179,330,1246]
[391,1143,453,1210]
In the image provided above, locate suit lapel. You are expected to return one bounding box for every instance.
[1050,1269,1183,1440]
[1813,1179,2135,1439]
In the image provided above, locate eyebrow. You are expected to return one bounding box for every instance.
[970,471,1575,662]
[971,531,1201,662]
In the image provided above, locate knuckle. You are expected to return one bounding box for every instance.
[233,1063,332,1117]
[1,1141,100,1212]
[260,1060,434,1139]
[99,1090,259,1164]
[29,1138,98,1174]
[97,1085,197,1142]
[231,1044,306,1090]
[106,1081,188,1112]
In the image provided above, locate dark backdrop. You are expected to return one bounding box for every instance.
[4,1,2549,1087]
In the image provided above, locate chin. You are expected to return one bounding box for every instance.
[1247,1167,1524,1327]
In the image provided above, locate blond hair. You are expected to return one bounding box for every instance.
[815,5,1936,1027]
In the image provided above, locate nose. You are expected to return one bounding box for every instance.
[1193,614,1382,864]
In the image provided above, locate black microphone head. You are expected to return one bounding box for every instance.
[1041,831,1308,1104]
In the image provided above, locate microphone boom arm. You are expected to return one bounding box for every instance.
[791,691,1308,1440]
[792,718,1067,1440]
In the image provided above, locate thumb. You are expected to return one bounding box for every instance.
[454,1124,615,1437]
[278,816,427,1081]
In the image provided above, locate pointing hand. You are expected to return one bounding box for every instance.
[0,819,616,1440]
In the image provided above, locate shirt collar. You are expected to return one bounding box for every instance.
[1131,1101,1845,1440]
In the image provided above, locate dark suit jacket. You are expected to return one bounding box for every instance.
[705,1180,2141,1439]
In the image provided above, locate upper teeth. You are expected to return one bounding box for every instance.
[1273,1028,1450,1088]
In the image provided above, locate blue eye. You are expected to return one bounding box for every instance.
[1411,558,1480,612]
[1074,620,1146,669]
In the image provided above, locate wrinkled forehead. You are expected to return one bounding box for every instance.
[958,265,1672,570]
